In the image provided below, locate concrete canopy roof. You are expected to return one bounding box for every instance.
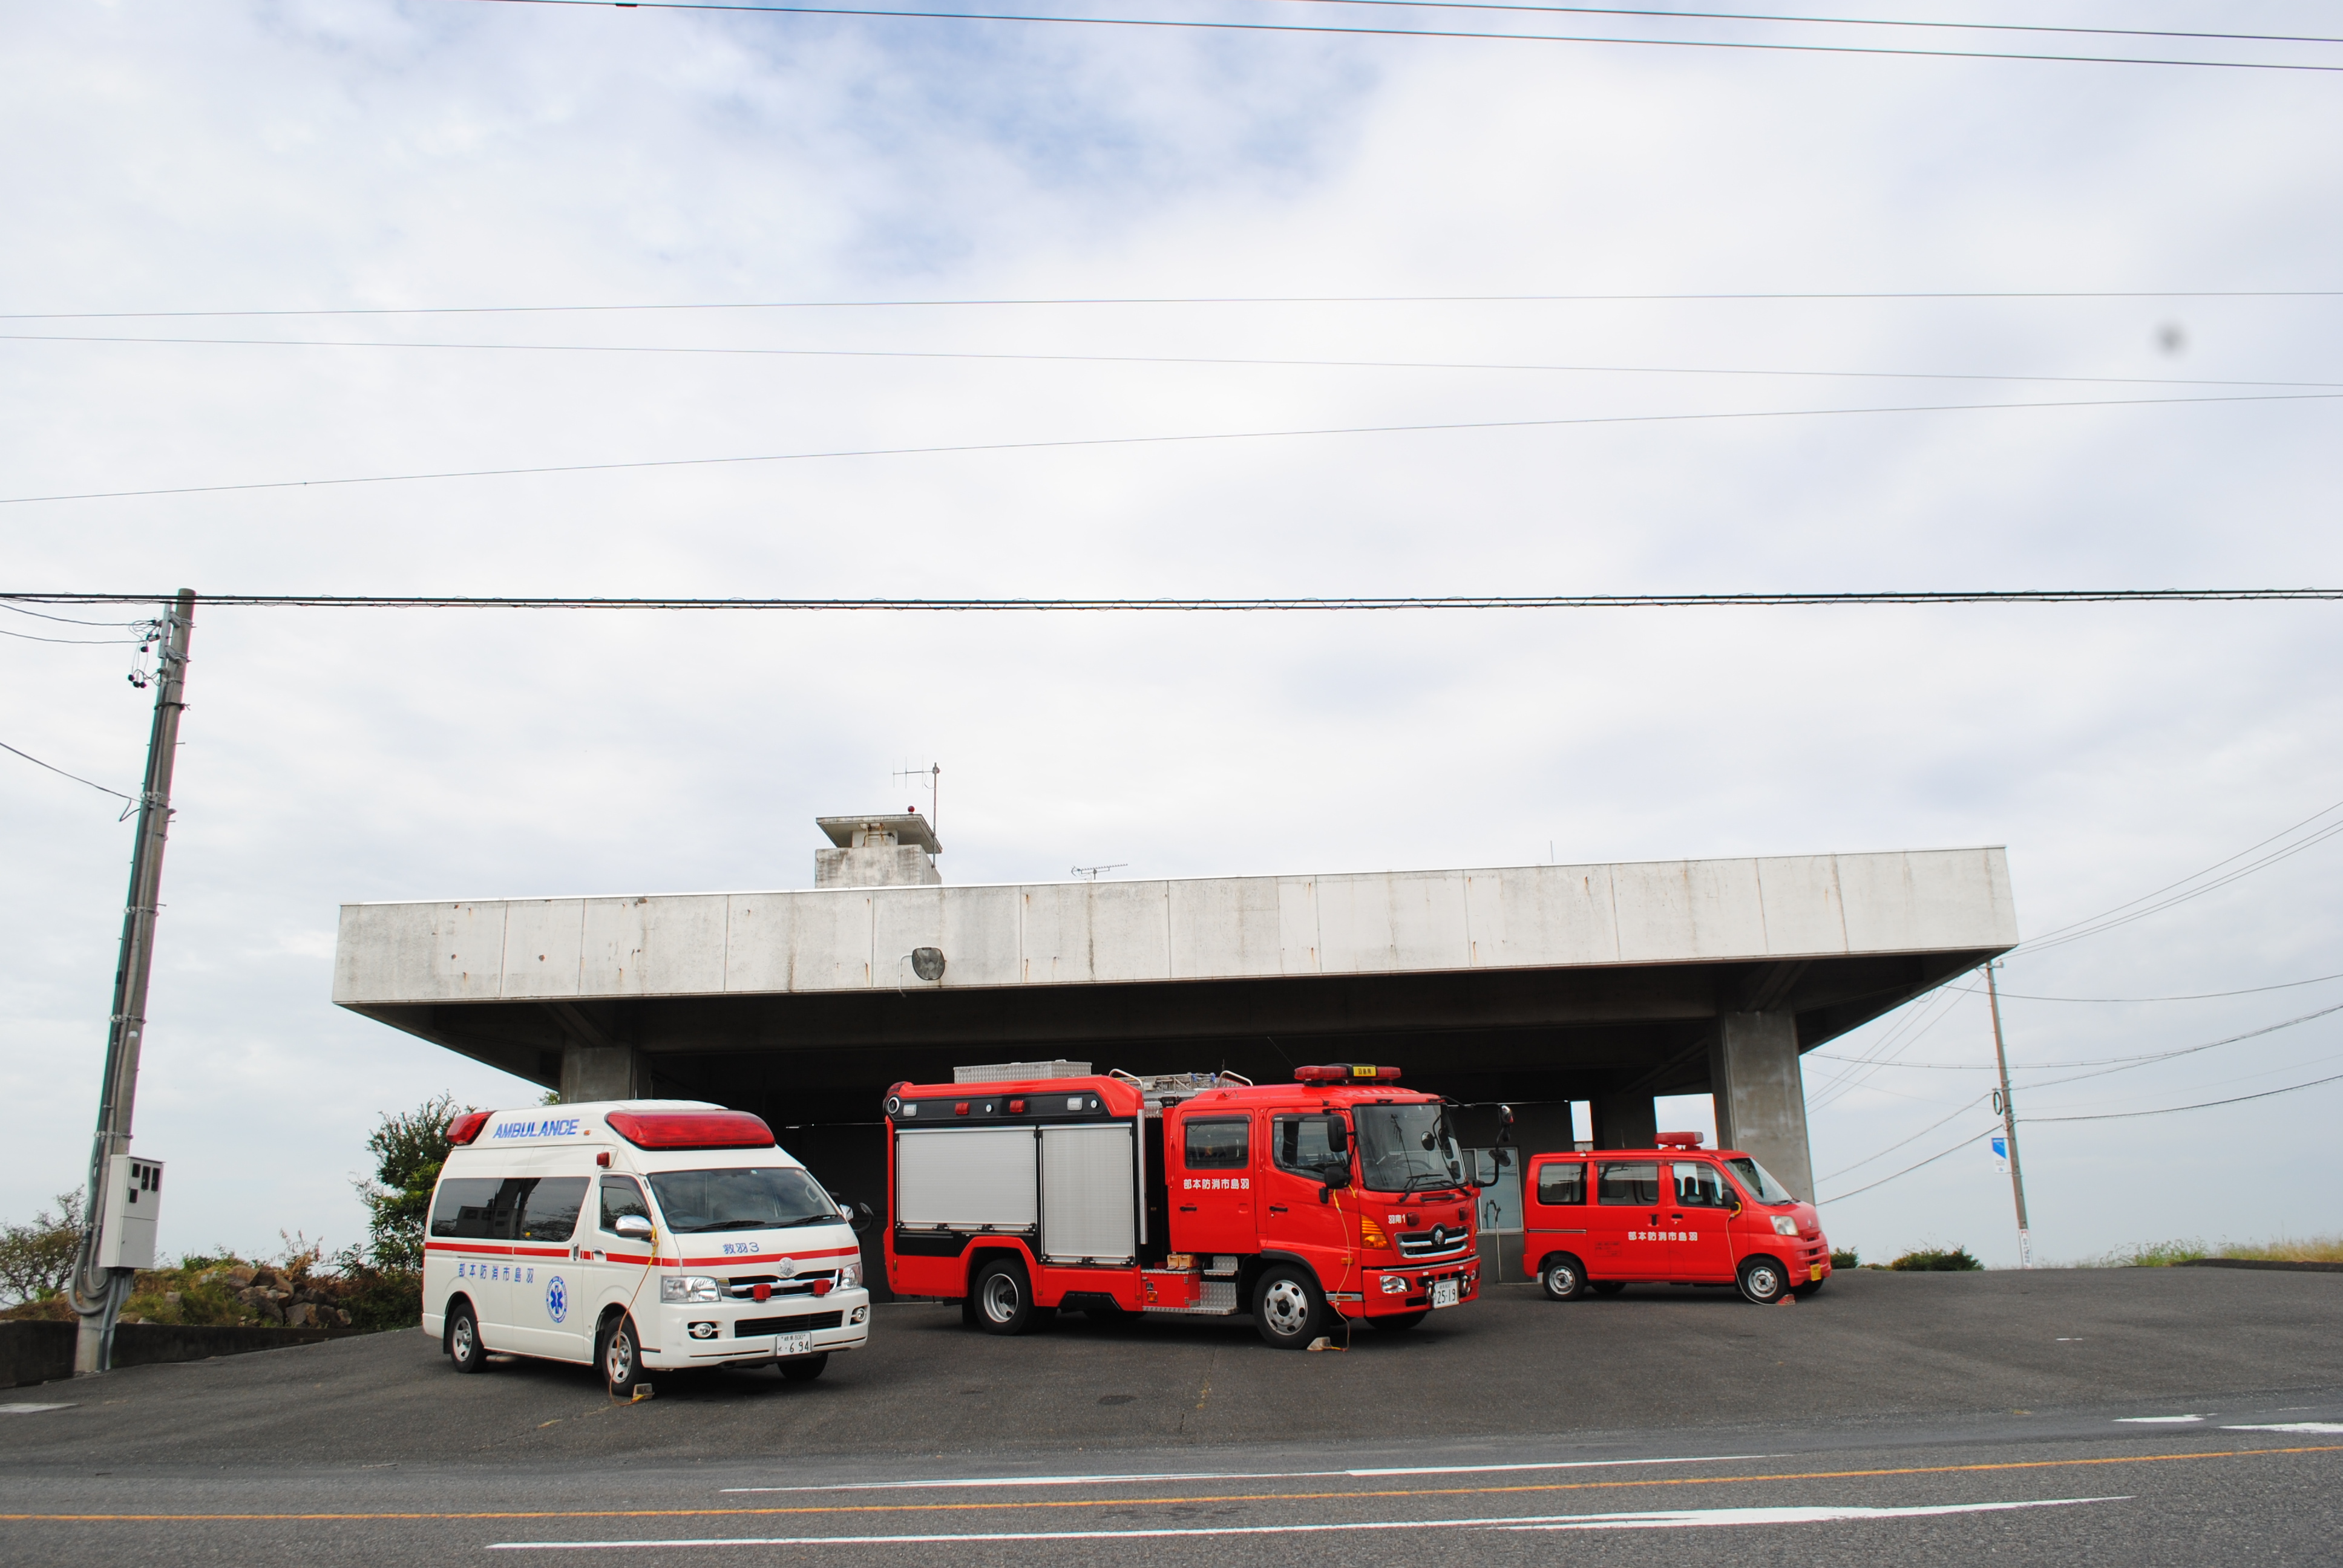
[333,848,2016,1119]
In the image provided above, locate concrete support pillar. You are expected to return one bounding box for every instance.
[1708,1011,1815,1201]
[560,1040,648,1103]
[1591,1093,1656,1150]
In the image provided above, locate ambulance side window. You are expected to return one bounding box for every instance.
[1536,1161,1586,1206]
[598,1175,650,1232]
[1596,1162,1662,1206]
[1184,1119,1250,1171]
[519,1177,590,1241]
[430,1177,504,1240]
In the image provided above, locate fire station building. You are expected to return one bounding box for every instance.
[333,815,2016,1259]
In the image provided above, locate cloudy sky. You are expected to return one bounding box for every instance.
[4,0,2339,1272]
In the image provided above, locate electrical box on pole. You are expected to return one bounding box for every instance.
[97,1155,165,1271]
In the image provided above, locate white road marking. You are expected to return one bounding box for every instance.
[492,1496,2124,1549]
[2222,1422,2343,1434]
[2115,1415,2203,1423]
[719,1454,1773,1494]
[0,1403,75,1414]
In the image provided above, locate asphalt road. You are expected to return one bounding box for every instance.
[4,1267,2341,1563]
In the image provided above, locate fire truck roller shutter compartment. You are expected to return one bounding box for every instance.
[1040,1124,1136,1264]
[897,1128,1037,1230]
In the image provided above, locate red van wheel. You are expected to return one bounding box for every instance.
[1737,1258,1788,1304]
[1540,1255,1588,1301]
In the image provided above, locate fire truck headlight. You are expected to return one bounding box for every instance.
[661,1275,723,1304]
[1379,1276,1409,1295]
[836,1259,863,1290]
[1771,1215,1799,1237]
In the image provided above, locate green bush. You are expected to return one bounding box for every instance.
[1889,1246,1982,1272]
[0,1192,85,1307]
[1828,1247,1860,1270]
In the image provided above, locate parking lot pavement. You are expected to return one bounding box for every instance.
[3,1266,2342,1563]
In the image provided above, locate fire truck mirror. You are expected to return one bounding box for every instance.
[1325,1122,1349,1155]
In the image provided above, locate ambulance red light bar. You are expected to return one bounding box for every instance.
[1294,1064,1403,1083]
[445,1110,492,1146]
[604,1109,778,1150]
[1656,1131,1706,1148]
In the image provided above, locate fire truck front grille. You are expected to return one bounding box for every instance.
[734,1311,845,1337]
[1396,1231,1473,1261]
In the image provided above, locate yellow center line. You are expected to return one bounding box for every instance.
[3,1444,2335,1524]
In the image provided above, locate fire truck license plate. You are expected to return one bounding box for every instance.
[776,1332,813,1356]
[1431,1279,1460,1309]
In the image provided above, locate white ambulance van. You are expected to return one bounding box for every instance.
[421,1100,870,1391]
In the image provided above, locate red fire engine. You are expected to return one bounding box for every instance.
[882,1064,1495,1348]
[1520,1131,1832,1304]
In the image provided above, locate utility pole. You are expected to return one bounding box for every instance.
[70,589,195,1374]
[1984,959,2033,1269]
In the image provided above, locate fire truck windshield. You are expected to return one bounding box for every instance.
[646,1168,841,1233]
[1353,1104,1464,1192]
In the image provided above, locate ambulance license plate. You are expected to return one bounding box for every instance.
[1809,1266,1823,1282]
[776,1331,813,1356]
[1431,1279,1460,1309]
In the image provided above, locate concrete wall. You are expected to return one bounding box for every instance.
[336,848,2017,1007]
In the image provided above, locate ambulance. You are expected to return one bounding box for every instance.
[1519,1132,1832,1304]
[422,1100,870,1391]
[882,1063,1497,1348]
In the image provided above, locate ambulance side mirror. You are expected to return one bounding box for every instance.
[614,1214,652,1238]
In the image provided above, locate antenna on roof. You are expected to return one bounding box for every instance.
[893,762,940,834]
[1072,863,1128,880]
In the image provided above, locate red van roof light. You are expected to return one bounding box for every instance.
[1656,1131,1705,1148]
[445,1110,491,1146]
[604,1109,777,1150]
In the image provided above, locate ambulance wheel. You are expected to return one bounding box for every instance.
[1541,1255,1588,1301]
[1737,1258,1788,1305]
[446,1302,487,1373]
[1371,1312,1427,1331]
[973,1258,1036,1334]
[778,1353,828,1383]
[1590,1281,1626,1296]
[1252,1265,1328,1349]
[599,1313,647,1394]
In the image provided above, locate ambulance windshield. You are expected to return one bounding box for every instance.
[1353,1104,1464,1192]
[647,1167,841,1233]
[1725,1156,1798,1204]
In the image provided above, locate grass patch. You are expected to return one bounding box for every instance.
[2221,1235,2343,1264]
[1888,1246,1982,1272]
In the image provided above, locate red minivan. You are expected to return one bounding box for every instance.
[1520,1132,1830,1304]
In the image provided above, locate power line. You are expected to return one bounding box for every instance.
[1810,998,2343,1074]
[0,624,147,645]
[0,602,143,627]
[8,389,2341,507]
[1814,1091,1988,1183]
[2028,1068,2343,1123]
[1273,0,2343,50]
[8,290,2341,321]
[1942,969,2343,1004]
[0,739,138,805]
[1818,1126,1994,1204]
[10,333,2338,394]
[448,0,2343,73]
[8,589,2343,611]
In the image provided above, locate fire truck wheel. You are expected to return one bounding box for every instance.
[1737,1258,1788,1304]
[1590,1281,1626,1296]
[599,1313,648,1396]
[778,1353,828,1383]
[1370,1312,1427,1331]
[446,1301,487,1373]
[1540,1255,1588,1301]
[1252,1266,1328,1348]
[973,1258,1037,1334]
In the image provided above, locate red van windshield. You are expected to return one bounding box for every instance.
[1725,1156,1797,1204]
